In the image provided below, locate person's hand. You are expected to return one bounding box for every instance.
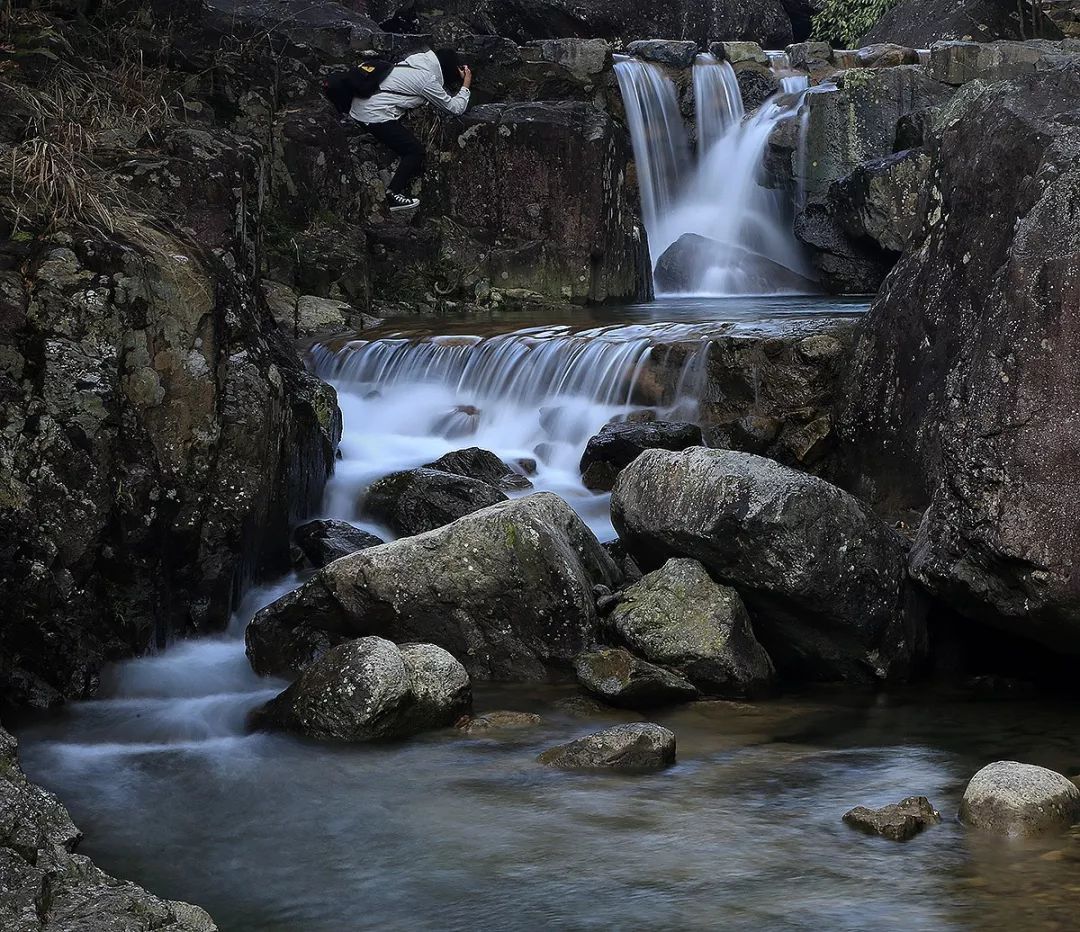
[459,65,473,89]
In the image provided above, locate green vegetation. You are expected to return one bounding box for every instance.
[811,0,900,48]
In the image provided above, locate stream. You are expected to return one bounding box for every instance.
[16,297,1080,931]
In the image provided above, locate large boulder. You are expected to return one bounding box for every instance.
[579,420,703,492]
[653,233,818,297]
[860,0,1059,46]
[537,722,676,772]
[361,468,508,536]
[842,66,1080,652]
[611,448,927,682]
[431,102,651,303]
[247,493,621,680]
[959,762,1080,836]
[254,637,471,742]
[604,559,776,697]
[574,647,699,708]
[0,724,217,930]
[423,447,533,491]
[293,519,384,568]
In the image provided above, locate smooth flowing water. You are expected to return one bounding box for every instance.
[18,298,1080,931]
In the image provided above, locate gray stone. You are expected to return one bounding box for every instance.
[537,723,676,772]
[625,40,699,70]
[843,796,942,841]
[836,149,932,253]
[787,40,832,71]
[254,637,471,742]
[605,559,776,698]
[930,39,1080,86]
[534,38,612,75]
[855,43,920,68]
[362,467,508,536]
[293,519,384,568]
[713,41,769,65]
[423,446,533,491]
[574,647,699,708]
[654,233,818,297]
[247,493,620,680]
[579,418,703,492]
[959,762,1080,836]
[611,448,927,682]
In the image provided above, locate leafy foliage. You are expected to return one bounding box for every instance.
[811,0,900,47]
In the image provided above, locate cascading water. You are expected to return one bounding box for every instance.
[615,53,817,298]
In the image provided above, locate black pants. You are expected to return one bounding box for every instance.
[365,120,425,195]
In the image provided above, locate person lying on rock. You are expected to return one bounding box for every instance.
[350,48,473,213]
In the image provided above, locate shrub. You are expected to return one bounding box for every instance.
[811,0,900,48]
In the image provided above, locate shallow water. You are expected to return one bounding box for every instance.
[18,296,1080,931]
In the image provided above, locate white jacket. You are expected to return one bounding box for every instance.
[349,50,471,124]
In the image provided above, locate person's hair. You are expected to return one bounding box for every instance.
[434,48,462,87]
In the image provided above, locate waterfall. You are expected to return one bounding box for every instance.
[311,324,712,538]
[615,54,816,298]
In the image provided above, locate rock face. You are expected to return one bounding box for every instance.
[579,420,703,492]
[959,762,1080,836]
[362,468,509,537]
[574,647,699,708]
[432,102,651,303]
[0,232,339,709]
[860,0,1058,46]
[255,637,471,742]
[605,559,776,697]
[537,722,676,772]
[842,66,1080,653]
[0,724,217,930]
[293,519,384,568]
[247,493,620,680]
[611,448,927,682]
[424,447,533,491]
[843,796,942,841]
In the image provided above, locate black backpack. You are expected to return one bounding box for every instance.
[322,59,397,115]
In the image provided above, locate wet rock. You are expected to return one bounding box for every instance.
[574,647,699,708]
[424,446,533,491]
[625,40,699,70]
[842,66,1080,649]
[0,724,217,929]
[861,0,1058,46]
[654,233,817,296]
[433,404,481,439]
[611,448,927,682]
[255,637,471,742]
[735,64,782,111]
[605,559,776,698]
[713,41,769,66]
[537,723,676,772]
[362,467,508,536]
[579,420,703,492]
[293,519,384,568]
[959,762,1080,836]
[458,710,544,734]
[843,796,942,841]
[855,43,920,68]
[247,493,620,680]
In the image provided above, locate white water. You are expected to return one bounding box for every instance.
[615,54,816,298]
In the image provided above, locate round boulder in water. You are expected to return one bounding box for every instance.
[537,722,676,772]
[423,446,533,491]
[253,637,471,742]
[604,558,776,699]
[362,467,508,536]
[574,647,699,709]
[579,420,703,492]
[293,519,384,568]
[959,762,1080,836]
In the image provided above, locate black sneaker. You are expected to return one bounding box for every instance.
[388,192,420,212]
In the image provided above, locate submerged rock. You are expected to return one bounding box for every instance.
[843,796,941,841]
[579,420,703,492]
[293,519,384,568]
[574,647,699,708]
[362,467,508,536]
[247,493,620,680]
[537,723,676,772]
[0,724,217,929]
[605,559,776,698]
[458,711,544,734]
[254,637,471,742]
[959,762,1080,836]
[424,446,533,491]
[611,448,927,682]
